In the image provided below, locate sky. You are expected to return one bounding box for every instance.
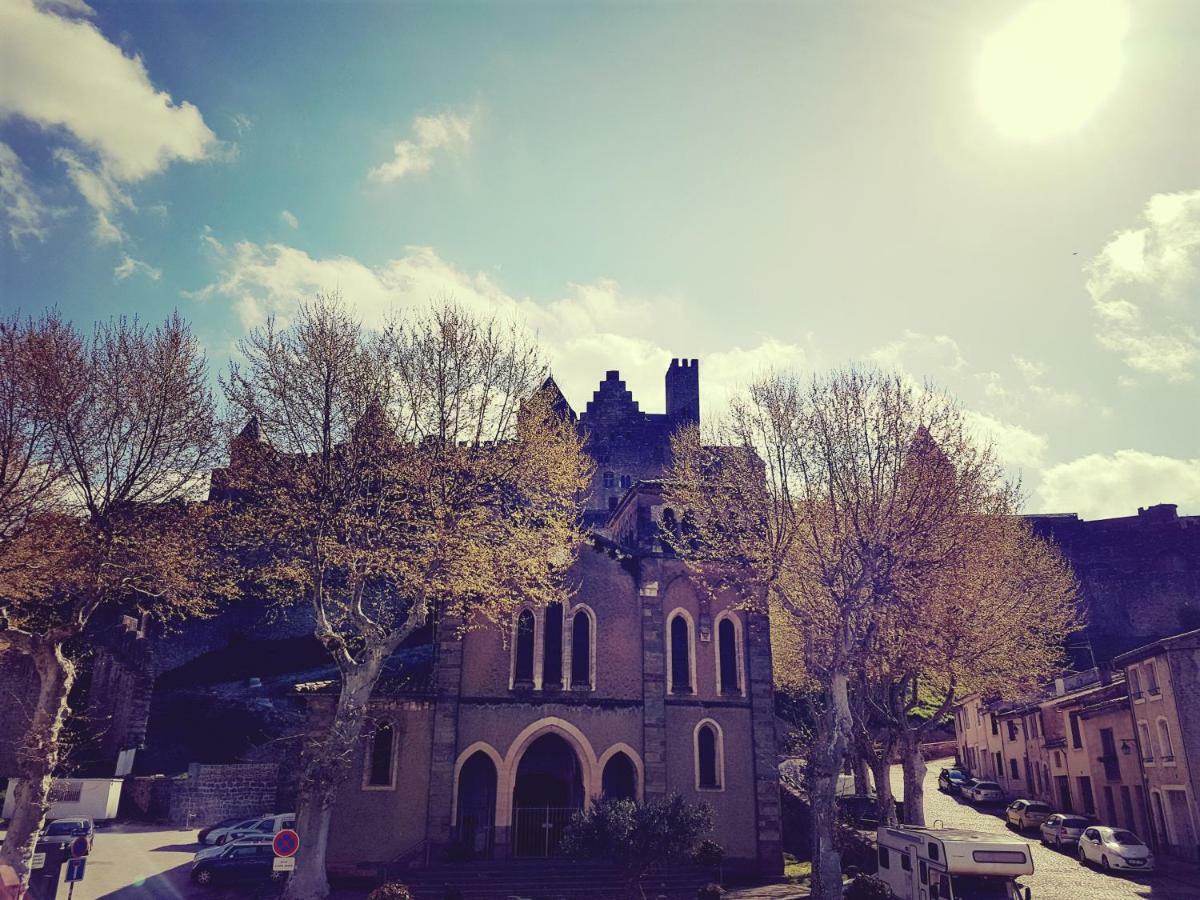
[1,0,1198,519]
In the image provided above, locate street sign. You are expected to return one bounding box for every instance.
[30,853,45,870]
[272,856,296,872]
[65,859,86,883]
[272,829,300,858]
[69,837,89,859]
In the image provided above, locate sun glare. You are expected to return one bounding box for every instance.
[976,0,1130,141]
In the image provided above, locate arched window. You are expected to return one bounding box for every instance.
[514,609,535,687]
[716,615,741,695]
[1157,719,1174,760]
[1128,667,1142,698]
[669,613,693,694]
[695,720,723,790]
[571,609,592,689]
[602,752,638,800]
[366,721,395,788]
[544,603,563,690]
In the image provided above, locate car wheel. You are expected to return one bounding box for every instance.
[192,867,214,885]
[1078,845,1088,866]
[1102,856,1111,872]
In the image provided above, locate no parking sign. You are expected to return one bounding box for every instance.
[273,829,300,858]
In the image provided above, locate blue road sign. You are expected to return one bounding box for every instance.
[65,858,86,883]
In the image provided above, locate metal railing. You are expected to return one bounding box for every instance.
[512,806,580,858]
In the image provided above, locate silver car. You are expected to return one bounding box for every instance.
[1040,813,1096,850]
[967,780,1005,804]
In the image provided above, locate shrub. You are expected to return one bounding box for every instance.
[843,874,896,900]
[696,883,725,899]
[693,839,724,869]
[367,884,414,900]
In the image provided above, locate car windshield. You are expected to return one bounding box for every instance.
[1026,803,1051,813]
[976,782,1000,790]
[948,874,1018,899]
[44,822,84,836]
[1110,830,1142,845]
[949,772,969,780]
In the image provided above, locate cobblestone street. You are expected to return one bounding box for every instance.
[917,759,1200,900]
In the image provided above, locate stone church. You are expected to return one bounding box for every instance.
[306,361,784,877]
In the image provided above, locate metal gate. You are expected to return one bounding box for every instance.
[512,806,578,857]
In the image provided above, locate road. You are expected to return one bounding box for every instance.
[916,758,1200,900]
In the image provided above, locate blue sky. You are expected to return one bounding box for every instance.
[2,0,1198,517]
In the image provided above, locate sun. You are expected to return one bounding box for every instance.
[976,0,1130,141]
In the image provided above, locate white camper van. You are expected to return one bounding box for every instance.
[876,825,1034,900]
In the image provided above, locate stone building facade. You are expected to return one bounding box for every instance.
[309,363,783,877]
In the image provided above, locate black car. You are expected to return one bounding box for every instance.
[40,817,94,854]
[191,843,285,885]
[937,768,971,795]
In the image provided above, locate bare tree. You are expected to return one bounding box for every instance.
[0,313,225,887]
[665,368,1071,900]
[222,295,591,900]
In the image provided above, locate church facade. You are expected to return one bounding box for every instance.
[310,361,784,877]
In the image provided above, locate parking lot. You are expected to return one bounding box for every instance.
[920,759,1200,900]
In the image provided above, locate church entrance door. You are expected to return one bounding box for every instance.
[511,733,584,857]
[455,751,498,859]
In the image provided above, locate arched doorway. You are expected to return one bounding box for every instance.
[511,733,584,856]
[455,751,498,858]
[601,751,637,801]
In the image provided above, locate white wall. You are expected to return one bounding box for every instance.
[1,779,122,821]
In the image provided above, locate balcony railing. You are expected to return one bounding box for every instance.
[1161,754,1176,763]
[1147,687,1161,696]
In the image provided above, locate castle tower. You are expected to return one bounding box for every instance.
[665,358,699,424]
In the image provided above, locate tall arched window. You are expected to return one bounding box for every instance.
[695,720,723,790]
[669,613,693,694]
[602,752,637,800]
[544,603,563,690]
[717,615,740,695]
[1158,719,1175,761]
[571,609,592,689]
[366,721,395,788]
[514,609,535,687]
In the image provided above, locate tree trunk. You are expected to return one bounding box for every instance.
[809,671,853,900]
[850,745,870,796]
[900,734,927,827]
[869,743,897,827]
[0,640,75,889]
[282,659,384,900]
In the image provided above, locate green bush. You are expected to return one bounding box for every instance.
[693,839,724,868]
[843,874,896,900]
[367,883,414,900]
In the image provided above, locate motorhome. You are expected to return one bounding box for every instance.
[876,825,1034,900]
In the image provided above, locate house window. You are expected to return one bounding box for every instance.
[1128,667,1142,699]
[1138,721,1154,762]
[668,612,694,694]
[513,609,535,687]
[603,471,615,489]
[695,720,723,790]
[879,847,891,868]
[1010,758,1019,780]
[366,722,395,788]
[608,496,618,511]
[990,715,998,736]
[544,602,563,690]
[1069,712,1083,749]
[571,608,593,688]
[1157,719,1175,761]
[1078,775,1095,814]
[1145,663,1160,695]
[620,474,632,489]
[717,615,741,695]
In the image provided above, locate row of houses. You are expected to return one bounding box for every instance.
[954,627,1200,863]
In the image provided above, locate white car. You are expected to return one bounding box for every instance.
[966,780,1005,805]
[203,813,295,846]
[1005,799,1053,832]
[1077,826,1155,873]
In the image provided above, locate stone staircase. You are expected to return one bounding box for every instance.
[390,859,716,900]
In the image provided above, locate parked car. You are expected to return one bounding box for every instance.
[938,768,971,795]
[203,816,264,846]
[190,842,286,885]
[40,817,94,854]
[194,834,274,862]
[965,780,1005,804]
[205,812,295,846]
[1005,799,1053,831]
[1040,813,1097,850]
[197,816,249,844]
[1077,826,1155,873]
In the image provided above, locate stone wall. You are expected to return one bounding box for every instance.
[124,763,280,826]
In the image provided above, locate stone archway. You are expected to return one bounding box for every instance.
[511,733,584,857]
[455,750,498,858]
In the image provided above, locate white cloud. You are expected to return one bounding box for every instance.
[113,253,161,282]
[870,330,967,375]
[962,409,1048,470]
[368,110,475,183]
[0,141,52,245]
[1086,189,1200,381]
[1037,450,1200,519]
[280,209,299,229]
[0,0,218,240]
[190,234,803,419]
